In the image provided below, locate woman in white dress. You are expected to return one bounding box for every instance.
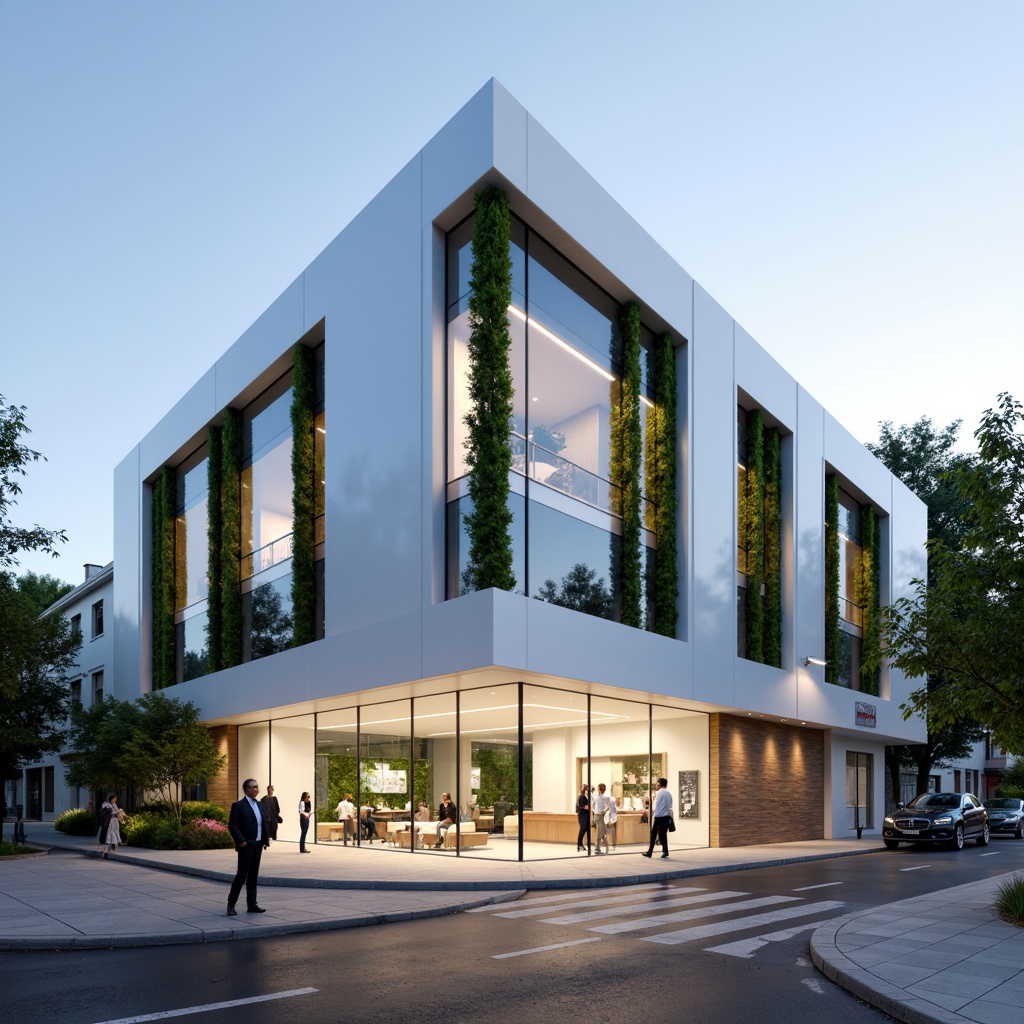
[100,794,124,859]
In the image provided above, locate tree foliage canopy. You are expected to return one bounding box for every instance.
[884,394,1024,754]
[63,693,226,826]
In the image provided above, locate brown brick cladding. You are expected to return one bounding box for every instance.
[710,713,824,847]
[205,725,237,811]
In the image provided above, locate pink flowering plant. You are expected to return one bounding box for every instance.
[180,816,234,851]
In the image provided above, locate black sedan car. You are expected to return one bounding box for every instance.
[883,792,989,850]
[984,797,1024,839]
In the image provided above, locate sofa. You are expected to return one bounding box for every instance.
[387,820,489,849]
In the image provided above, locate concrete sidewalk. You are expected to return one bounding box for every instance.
[3,824,1022,1024]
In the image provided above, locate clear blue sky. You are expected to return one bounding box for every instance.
[2,2,1021,584]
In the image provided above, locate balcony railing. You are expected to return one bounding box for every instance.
[241,532,294,582]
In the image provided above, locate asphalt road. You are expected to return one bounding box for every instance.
[5,838,1022,1024]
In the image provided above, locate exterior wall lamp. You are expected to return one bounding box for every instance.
[805,656,827,667]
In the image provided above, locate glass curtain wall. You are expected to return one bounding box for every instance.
[174,446,210,682]
[359,700,412,846]
[241,374,295,660]
[837,489,864,688]
[412,693,457,850]
[316,707,358,845]
[446,215,656,623]
[272,715,315,845]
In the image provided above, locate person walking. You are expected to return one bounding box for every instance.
[576,784,590,852]
[260,784,282,841]
[642,777,673,859]
[335,792,355,844]
[298,792,312,852]
[606,787,618,850]
[592,783,610,855]
[227,779,270,915]
[98,794,124,859]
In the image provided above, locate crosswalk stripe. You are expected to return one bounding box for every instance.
[542,890,749,925]
[792,881,843,891]
[641,900,847,945]
[491,886,701,919]
[589,895,797,935]
[704,916,843,957]
[492,937,602,959]
[466,883,670,913]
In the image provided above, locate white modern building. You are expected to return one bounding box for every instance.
[111,80,927,857]
[14,562,112,821]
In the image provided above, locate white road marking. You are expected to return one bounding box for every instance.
[900,865,930,871]
[467,882,670,912]
[542,890,748,925]
[802,977,826,994]
[792,881,843,891]
[704,918,841,958]
[590,895,798,935]
[980,852,1001,857]
[494,886,703,919]
[92,988,319,1023]
[641,900,847,945]
[492,937,602,959]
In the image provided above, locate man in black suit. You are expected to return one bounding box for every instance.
[227,779,270,916]
[259,784,282,841]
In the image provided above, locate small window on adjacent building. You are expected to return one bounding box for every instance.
[92,600,104,638]
[70,614,82,636]
[70,679,82,705]
[92,670,104,703]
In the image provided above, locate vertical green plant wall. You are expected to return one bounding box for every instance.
[857,504,881,696]
[220,406,243,668]
[464,187,516,592]
[824,473,840,684]
[613,301,643,628]
[763,428,782,666]
[290,345,317,646]
[206,425,223,673]
[744,410,766,661]
[646,331,678,637]
[151,466,176,689]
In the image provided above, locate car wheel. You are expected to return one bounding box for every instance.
[977,823,990,847]
[949,823,965,851]
[883,839,900,850]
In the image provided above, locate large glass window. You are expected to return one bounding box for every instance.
[174,447,209,682]
[446,215,657,623]
[837,488,863,688]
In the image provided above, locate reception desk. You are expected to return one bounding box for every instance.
[520,811,650,845]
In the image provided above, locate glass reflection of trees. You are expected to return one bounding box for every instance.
[250,579,293,660]
[535,562,613,619]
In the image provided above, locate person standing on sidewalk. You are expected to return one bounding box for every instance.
[642,777,673,859]
[260,785,282,842]
[298,792,312,852]
[227,779,270,916]
[592,784,610,855]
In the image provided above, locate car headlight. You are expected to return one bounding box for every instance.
[883,816,894,825]
[933,815,953,825]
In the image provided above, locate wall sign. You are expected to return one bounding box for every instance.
[855,702,877,729]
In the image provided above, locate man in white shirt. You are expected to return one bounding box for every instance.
[227,779,270,915]
[591,783,610,854]
[606,788,618,849]
[642,777,674,859]
[336,793,355,844]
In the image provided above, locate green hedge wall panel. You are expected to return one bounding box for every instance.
[291,345,317,647]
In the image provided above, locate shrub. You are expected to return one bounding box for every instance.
[122,812,180,850]
[54,807,99,836]
[0,839,33,856]
[181,801,228,824]
[994,785,1024,800]
[179,817,234,850]
[994,874,1024,927]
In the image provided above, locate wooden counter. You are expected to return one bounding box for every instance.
[521,811,650,845]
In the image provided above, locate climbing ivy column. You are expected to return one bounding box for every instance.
[151,466,176,689]
[220,407,243,668]
[744,410,766,661]
[857,504,880,696]
[464,187,516,592]
[824,473,840,684]
[291,345,317,647]
[646,331,678,637]
[205,425,223,673]
[610,301,643,627]
[763,428,782,666]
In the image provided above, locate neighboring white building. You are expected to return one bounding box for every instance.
[111,81,927,855]
[14,562,113,821]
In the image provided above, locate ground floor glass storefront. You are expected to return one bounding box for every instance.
[237,684,709,860]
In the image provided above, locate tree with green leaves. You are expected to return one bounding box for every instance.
[866,414,984,802]
[536,562,613,619]
[64,692,225,827]
[463,187,516,593]
[882,394,1024,756]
